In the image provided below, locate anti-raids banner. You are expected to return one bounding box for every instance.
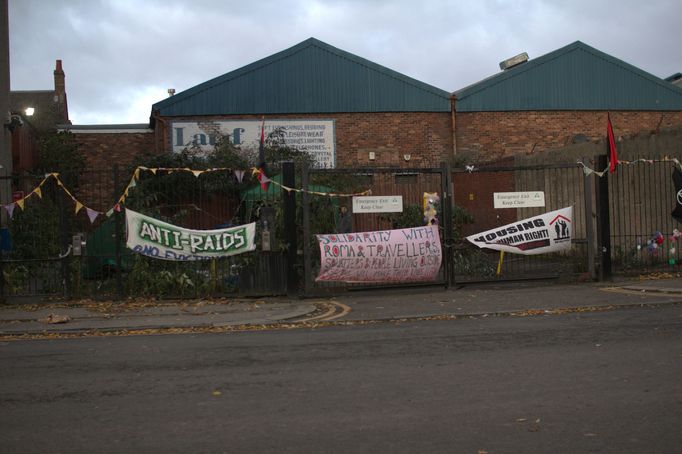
[316,225,442,283]
[126,209,256,261]
[466,207,573,255]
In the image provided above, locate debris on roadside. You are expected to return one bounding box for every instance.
[38,314,71,324]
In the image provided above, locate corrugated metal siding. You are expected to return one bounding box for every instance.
[153,39,451,116]
[455,42,682,112]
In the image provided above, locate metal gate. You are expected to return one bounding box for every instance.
[451,162,591,283]
[301,163,453,295]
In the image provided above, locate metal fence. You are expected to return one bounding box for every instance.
[608,156,682,275]
[2,154,681,301]
[0,164,288,301]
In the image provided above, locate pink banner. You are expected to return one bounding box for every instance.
[316,225,442,283]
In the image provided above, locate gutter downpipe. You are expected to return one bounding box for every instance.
[450,95,457,159]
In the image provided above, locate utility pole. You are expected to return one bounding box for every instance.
[0,0,12,206]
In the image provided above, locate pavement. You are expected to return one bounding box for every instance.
[1,275,682,337]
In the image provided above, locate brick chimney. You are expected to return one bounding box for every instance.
[53,59,70,124]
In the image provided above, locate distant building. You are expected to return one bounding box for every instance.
[9,60,70,173]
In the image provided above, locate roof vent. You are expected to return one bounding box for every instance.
[499,52,529,71]
[167,88,176,97]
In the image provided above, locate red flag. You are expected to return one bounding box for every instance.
[607,114,618,173]
[256,168,270,192]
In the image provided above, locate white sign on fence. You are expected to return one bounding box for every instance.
[352,196,403,213]
[494,191,545,208]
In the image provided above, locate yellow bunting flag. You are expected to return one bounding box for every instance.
[16,199,24,210]
[33,187,42,199]
[75,201,83,214]
[192,170,203,177]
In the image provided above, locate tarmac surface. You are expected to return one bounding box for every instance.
[1,275,682,337]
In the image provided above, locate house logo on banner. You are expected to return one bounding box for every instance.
[466,207,573,255]
[550,213,571,243]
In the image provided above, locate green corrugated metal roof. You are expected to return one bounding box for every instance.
[152,38,451,117]
[454,41,682,112]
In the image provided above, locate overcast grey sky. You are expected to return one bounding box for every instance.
[8,0,681,125]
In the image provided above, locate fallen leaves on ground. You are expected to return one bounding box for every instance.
[38,314,71,324]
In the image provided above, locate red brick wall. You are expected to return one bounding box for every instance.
[154,112,454,168]
[72,131,155,211]
[75,131,156,171]
[455,111,682,162]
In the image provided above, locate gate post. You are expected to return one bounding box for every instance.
[440,161,454,288]
[282,161,298,295]
[58,189,72,299]
[583,156,597,280]
[113,165,124,299]
[301,163,313,296]
[596,155,612,280]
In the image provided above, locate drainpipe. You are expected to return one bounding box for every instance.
[450,95,457,158]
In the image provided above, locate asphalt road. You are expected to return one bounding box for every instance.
[1,306,681,454]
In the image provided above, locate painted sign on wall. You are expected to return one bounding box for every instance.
[126,209,256,261]
[316,225,442,283]
[170,119,336,168]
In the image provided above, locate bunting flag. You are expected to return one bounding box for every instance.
[1,165,373,222]
[578,157,681,178]
[5,203,15,219]
[258,170,270,191]
[607,114,619,173]
[86,207,100,224]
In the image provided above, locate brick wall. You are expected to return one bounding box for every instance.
[455,111,682,162]
[155,112,454,168]
[73,131,155,211]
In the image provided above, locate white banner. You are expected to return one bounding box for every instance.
[316,225,442,283]
[466,207,573,255]
[171,119,336,168]
[126,209,256,261]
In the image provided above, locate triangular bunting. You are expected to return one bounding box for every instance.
[106,208,114,217]
[16,199,25,210]
[128,179,137,189]
[150,168,157,175]
[75,201,83,214]
[192,170,203,177]
[114,203,121,212]
[33,187,42,199]
[5,203,15,219]
[234,169,245,183]
[86,208,99,224]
